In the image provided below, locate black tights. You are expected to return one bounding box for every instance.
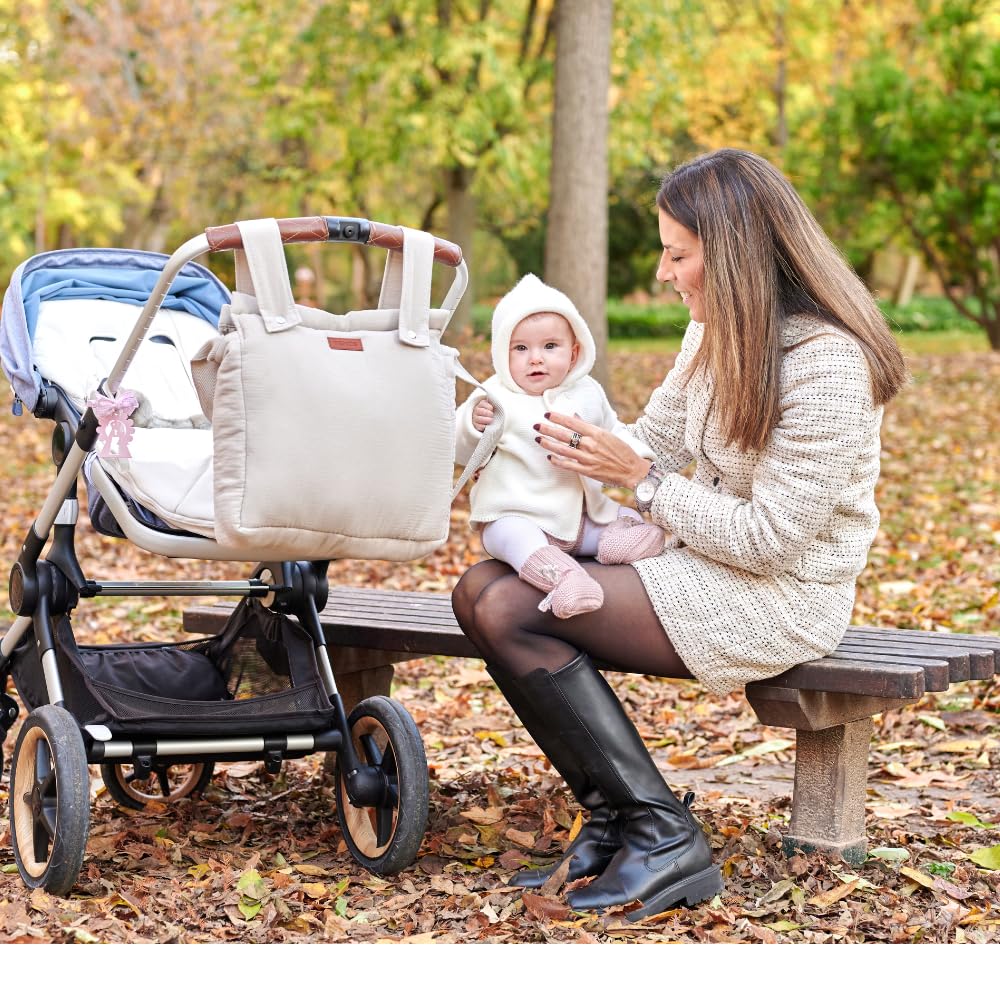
[451,559,692,682]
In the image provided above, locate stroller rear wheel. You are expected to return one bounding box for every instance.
[100,761,215,810]
[335,696,429,875]
[9,704,90,896]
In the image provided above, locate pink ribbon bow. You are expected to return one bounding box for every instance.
[88,389,138,459]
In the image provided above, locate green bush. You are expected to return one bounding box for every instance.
[471,295,977,342]
[471,300,690,340]
[878,296,980,333]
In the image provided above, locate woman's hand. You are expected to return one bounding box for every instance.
[472,399,495,433]
[534,412,652,489]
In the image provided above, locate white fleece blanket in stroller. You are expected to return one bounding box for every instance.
[0,248,230,537]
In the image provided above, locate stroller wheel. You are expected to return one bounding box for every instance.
[335,696,429,875]
[9,705,90,896]
[100,761,215,810]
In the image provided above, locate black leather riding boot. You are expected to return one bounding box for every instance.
[521,653,722,921]
[486,664,622,889]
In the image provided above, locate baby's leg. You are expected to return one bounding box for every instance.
[481,517,551,572]
[482,516,603,619]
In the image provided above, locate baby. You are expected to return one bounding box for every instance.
[455,274,664,618]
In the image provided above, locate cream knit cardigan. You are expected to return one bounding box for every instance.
[630,315,882,694]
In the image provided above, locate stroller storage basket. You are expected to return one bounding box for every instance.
[11,599,336,737]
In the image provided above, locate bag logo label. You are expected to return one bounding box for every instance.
[327,337,364,351]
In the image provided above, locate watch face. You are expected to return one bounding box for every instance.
[636,480,656,502]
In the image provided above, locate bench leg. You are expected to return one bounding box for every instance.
[783,717,872,866]
[334,664,395,715]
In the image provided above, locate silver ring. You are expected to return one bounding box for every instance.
[569,431,582,450]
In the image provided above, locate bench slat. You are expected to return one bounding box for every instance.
[843,631,996,679]
[751,658,926,700]
[834,638,971,682]
[821,649,951,690]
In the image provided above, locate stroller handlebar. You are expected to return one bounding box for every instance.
[205,216,463,267]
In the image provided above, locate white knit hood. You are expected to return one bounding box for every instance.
[490,273,596,394]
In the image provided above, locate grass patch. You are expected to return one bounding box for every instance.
[473,295,991,355]
[607,329,989,356]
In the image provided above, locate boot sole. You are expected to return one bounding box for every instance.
[626,865,724,922]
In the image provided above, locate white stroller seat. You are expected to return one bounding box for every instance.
[34,299,217,537]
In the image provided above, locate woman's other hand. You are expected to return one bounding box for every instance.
[472,399,495,433]
[535,412,652,489]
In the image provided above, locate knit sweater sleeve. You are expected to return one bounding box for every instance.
[627,321,701,473]
[650,335,876,576]
[454,388,487,467]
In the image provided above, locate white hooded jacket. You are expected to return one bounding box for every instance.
[455,274,654,541]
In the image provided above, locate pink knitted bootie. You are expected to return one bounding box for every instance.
[519,545,604,619]
[596,517,666,565]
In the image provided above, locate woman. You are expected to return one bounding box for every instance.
[451,148,906,921]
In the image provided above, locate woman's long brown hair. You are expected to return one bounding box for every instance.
[657,148,907,451]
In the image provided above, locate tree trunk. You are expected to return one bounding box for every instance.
[893,253,921,307]
[446,165,476,336]
[544,0,612,387]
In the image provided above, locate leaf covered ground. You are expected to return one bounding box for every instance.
[0,345,998,944]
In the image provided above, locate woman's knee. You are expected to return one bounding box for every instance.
[452,560,513,629]
[467,574,539,650]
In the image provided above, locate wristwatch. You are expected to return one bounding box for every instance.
[634,463,665,514]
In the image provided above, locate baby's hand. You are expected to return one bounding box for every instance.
[472,399,495,433]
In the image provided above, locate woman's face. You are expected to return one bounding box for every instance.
[656,210,705,323]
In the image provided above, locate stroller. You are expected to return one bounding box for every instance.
[0,216,469,896]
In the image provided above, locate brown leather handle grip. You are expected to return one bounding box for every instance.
[205,217,329,251]
[366,221,463,267]
[204,216,463,267]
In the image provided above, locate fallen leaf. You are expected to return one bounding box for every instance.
[522,892,571,921]
[505,828,536,849]
[869,802,915,820]
[937,738,998,754]
[900,866,936,888]
[967,845,1000,871]
[294,864,330,876]
[568,811,584,842]
[947,811,995,829]
[809,878,860,908]
[460,806,504,825]
[758,879,795,905]
[869,847,910,863]
[718,738,794,766]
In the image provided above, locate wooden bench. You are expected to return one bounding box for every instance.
[183,586,1000,866]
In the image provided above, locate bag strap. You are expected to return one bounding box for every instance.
[451,361,505,501]
[375,227,436,347]
[233,219,302,333]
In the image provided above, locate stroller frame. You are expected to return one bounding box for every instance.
[1,216,468,895]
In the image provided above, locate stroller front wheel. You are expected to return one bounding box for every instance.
[100,761,215,810]
[9,704,90,896]
[335,696,429,875]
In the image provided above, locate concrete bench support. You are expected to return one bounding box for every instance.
[746,685,912,865]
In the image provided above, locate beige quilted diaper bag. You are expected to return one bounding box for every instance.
[191,218,500,560]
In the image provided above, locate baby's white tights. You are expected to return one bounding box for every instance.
[481,509,644,571]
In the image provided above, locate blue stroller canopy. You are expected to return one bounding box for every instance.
[0,247,230,412]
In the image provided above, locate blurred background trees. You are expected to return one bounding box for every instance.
[1,0,997,350]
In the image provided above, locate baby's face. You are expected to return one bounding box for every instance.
[508,313,579,395]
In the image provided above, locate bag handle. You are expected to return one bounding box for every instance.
[375,227,437,346]
[451,362,506,501]
[395,227,435,348]
[232,218,302,333]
